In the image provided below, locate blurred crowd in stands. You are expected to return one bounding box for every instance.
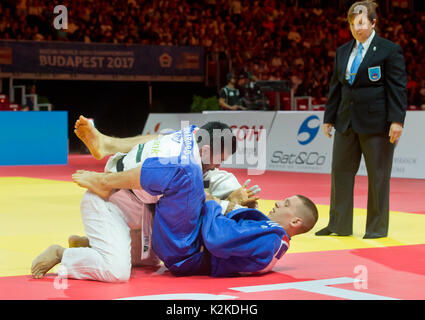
[0,0,424,109]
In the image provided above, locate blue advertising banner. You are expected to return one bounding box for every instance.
[0,40,204,81]
[0,111,68,165]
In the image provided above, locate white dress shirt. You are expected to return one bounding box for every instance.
[345,29,376,81]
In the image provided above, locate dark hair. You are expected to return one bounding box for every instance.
[347,0,379,25]
[197,121,237,156]
[227,73,236,83]
[296,194,319,233]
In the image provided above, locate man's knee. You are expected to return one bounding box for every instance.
[107,261,131,282]
[80,190,105,217]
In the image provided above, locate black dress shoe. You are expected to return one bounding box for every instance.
[363,233,386,239]
[315,227,333,236]
[316,227,352,236]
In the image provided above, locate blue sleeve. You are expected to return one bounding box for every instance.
[201,201,289,276]
[143,156,207,275]
[139,157,181,195]
[201,201,284,259]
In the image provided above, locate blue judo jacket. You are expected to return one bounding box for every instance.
[201,200,291,277]
[139,125,206,276]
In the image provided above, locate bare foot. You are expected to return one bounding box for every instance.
[72,170,112,199]
[31,245,65,279]
[74,115,107,160]
[68,235,90,248]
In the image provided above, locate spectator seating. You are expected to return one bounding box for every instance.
[0,0,422,107]
[295,96,312,111]
[0,94,11,111]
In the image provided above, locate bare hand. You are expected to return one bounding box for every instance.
[227,180,261,208]
[227,187,249,204]
[323,123,334,138]
[242,179,261,196]
[389,122,403,144]
[205,191,220,202]
[240,197,259,208]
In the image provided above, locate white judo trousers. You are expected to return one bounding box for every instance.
[59,171,242,283]
[59,134,170,283]
[60,190,159,283]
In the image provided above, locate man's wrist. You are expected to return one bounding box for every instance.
[224,201,236,215]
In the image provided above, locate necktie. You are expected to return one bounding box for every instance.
[350,43,363,85]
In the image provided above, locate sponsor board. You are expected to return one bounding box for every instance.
[0,111,68,165]
[266,112,332,174]
[143,111,274,174]
[357,112,425,179]
[203,111,273,174]
[142,111,425,179]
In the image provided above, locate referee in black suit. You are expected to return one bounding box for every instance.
[316,0,407,239]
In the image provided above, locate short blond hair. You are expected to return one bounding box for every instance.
[347,0,378,25]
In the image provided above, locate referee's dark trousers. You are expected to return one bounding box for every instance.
[329,128,395,236]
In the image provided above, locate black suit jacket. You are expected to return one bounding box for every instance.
[324,34,408,134]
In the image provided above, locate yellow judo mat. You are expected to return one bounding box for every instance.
[2,176,425,278]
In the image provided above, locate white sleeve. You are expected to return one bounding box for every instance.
[204,168,242,200]
[104,152,127,173]
[219,200,230,215]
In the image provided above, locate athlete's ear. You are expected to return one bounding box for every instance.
[290,216,303,229]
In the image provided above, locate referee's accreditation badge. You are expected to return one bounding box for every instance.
[368,66,381,82]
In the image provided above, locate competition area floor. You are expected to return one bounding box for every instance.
[1,154,425,300]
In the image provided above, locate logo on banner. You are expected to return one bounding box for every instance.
[176,52,200,69]
[297,115,320,145]
[159,53,172,68]
[145,122,161,135]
